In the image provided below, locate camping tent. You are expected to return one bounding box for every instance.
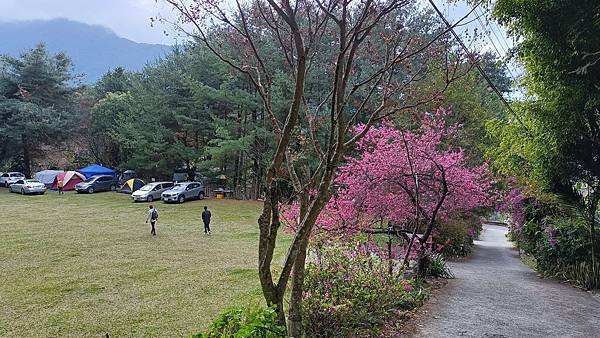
[118,170,136,185]
[51,171,85,191]
[34,170,64,187]
[119,178,145,194]
[78,164,116,179]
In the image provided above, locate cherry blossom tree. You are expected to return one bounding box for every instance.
[160,0,480,333]
[285,109,493,274]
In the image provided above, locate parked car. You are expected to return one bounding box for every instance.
[0,172,26,187]
[9,179,47,195]
[161,182,205,203]
[131,181,174,202]
[75,175,118,193]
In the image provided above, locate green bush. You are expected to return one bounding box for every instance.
[559,261,600,290]
[428,253,455,279]
[534,216,590,270]
[529,215,600,289]
[302,243,428,337]
[193,306,285,338]
[433,214,482,257]
[508,199,600,289]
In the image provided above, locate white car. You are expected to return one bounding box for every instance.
[0,172,26,187]
[9,179,47,195]
[132,181,174,202]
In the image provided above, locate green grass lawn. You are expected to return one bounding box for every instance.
[0,188,286,337]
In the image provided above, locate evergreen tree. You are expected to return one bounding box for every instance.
[0,44,76,176]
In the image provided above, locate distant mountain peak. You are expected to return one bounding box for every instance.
[0,19,171,83]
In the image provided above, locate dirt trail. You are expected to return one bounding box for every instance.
[412,224,600,338]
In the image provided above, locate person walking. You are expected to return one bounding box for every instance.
[146,204,158,236]
[202,206,211,235]
[57,178,64,195]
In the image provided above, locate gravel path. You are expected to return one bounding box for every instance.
[413,224,600,338]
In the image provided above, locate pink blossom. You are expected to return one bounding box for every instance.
[401,279,413,292]
[283,109,493,257]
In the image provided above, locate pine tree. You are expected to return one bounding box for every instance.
[0,44,76,176]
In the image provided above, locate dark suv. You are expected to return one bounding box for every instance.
[75,175,118,193]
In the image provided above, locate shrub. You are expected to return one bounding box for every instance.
[302,243,428,337]
[530,215,600,289]
[433,214,482,257]
[503,194,600,289]
[428,253,455,279]
[193,306,285,338]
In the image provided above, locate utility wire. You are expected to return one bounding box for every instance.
[475,7,520,78]
[475,8,507,56]
[473,7,519,82]
[484,10,525,92]
[427,0,531,134]
[488,15,513,54]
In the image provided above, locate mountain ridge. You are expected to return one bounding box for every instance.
[0,19,172,83]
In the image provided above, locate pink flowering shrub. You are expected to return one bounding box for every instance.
[284,110,492,236]
[301,242,427,337]
[497,185,526,237]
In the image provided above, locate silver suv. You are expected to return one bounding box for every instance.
[161,182,205,203]
[75,175,118,193]
[132,181,174,202]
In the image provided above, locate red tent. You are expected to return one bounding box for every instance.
[51,171,85,191]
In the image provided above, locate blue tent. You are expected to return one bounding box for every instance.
[78,164,116,179]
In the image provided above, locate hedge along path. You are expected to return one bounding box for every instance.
[412,224,600,338]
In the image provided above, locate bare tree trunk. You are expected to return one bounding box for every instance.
[288,195,310,337]
[588,193,599,280]
[258,179,287,328]
[416,243,430,279]
[388,229,394,276]
[22,134,32,178]
[288,237,309,337]
[233,152,240,197]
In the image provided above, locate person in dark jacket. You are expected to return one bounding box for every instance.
[202,206,211,235]
[146,204,158,236]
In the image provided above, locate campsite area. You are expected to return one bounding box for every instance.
[0,188,285,337]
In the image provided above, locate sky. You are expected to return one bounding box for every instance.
[0,0,519,78]
[0,0,180,45]
[0,1,511,46]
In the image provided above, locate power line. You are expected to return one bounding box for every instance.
[476,7,522,79]
[475,8,507,56]
[427,0,530,133]
[487,15,513,54]
[474,6,527,97]
[474,8,508,55]
[472,7,519,82]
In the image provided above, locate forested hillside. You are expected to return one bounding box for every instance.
[0,4,509,199]
[0,19,170,83]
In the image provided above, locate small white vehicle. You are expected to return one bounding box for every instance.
[9,179,47,195]
[132,181,174,202]
[0,172,26,187]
